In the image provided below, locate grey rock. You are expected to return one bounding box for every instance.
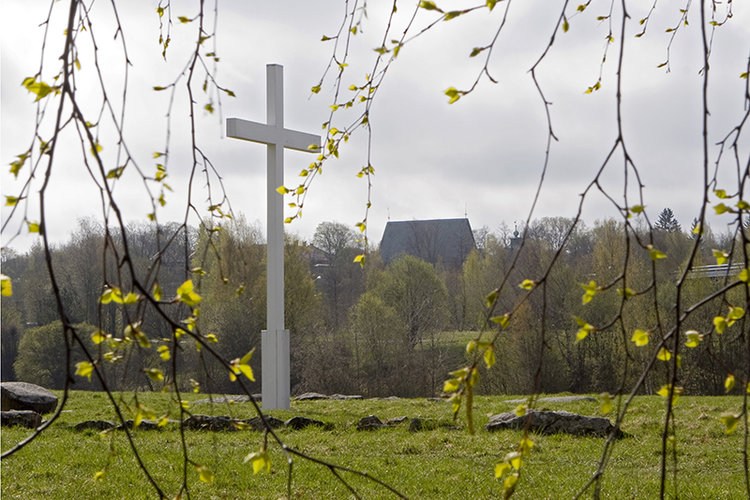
[285,416,325,430]
[1,410,42,429]
[182,414,238,431]
[329,394,363,400]
[294,392,329,401]
[242,415,285,431]
[380,396,400,401]
[356,415,385,431]
[119,419,162,431]
[1,382,58,414]
[485,410,625,438]
[75,420,116,432]
[505,396,597,404]
[385,416,408,426]
[426,397,446,403]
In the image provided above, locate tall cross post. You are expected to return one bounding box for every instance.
[226,64,321,410]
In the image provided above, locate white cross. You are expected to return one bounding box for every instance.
[226,64,321,410]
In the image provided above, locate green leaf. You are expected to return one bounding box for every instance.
[444,10,463,20]
[617,287,635,299]
[178,16,192,23]
[631,329,649,347]
[714,202,731,215]
[91,330,107,344]
[196,464,214,483]
[495,462,511,478]
[5,196,21,206]
[719,413,739,434]
[145,368,164,382]
[727,306,744,322]
[599,392,613,414]
[656,347,671,361]
[684,330,701,348]
[712,249,729,265]
[419,1,443,12]
[153,282,162,301]
[27,221,40,233]
[483,346,496,369]
[75,361,94,381]
[176,279,202,306]
[714,316,727,334]
[738,268,749,283]
[580,280,598,304]
[562,17,570,32]
[505,451,522,470]
[158,345,170,361]
[490,314,510,328]
[1,274,12,297]
[519,279,535,290]
[443,378,460,392]
[724,374,736,392]
[649,247,667,261]
[106,167,125,179]
[629,204,645,214]
[486,0,498,11]
[240,347,255,365]
[444,87,462,104]
[244,450,271,474]
[484,289,499,308]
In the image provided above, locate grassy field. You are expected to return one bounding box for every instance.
[1,391,746,499]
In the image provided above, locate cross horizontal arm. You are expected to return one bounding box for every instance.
[226,118,321,153]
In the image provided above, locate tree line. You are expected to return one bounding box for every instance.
[1,210,745,397]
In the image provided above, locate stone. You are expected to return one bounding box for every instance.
[329,394,363,400]
[504,396,597,404]
[485,410,625,438]
[285,416,325,430]
[182,414,238,432]
[119,419,162,431]
[380,396,400,401]
[426,397,446,403]
[1,410,42,429]
[294,392,329,401]
[242,415,285,431]
[385,416,408,426]
[1,381,58,414]
[75,420,116,432]
[356,415,385,431]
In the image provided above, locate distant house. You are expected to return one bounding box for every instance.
[379,218,476,268]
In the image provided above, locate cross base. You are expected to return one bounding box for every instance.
[261,329,290,410]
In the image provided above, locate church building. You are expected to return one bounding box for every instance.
[379,218,476,269]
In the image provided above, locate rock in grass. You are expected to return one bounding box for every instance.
[294,392,329,401]
[1,382,58,414]
[329,394,363,400]
[357,415,385,431]
[1,410,42,429]
[486,410,625,438]
[75,420,116,432]
[386,416,408,426]
[183,415,238,431]
[285,416,325,430]
[243,415,285,431]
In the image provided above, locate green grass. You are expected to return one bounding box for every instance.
[1,391,747,499]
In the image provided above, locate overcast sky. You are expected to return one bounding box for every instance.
[1,1,749,254]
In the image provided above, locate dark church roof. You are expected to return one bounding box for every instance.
[379,218,476,268]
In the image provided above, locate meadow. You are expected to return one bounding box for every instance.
[1,391,746,499]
